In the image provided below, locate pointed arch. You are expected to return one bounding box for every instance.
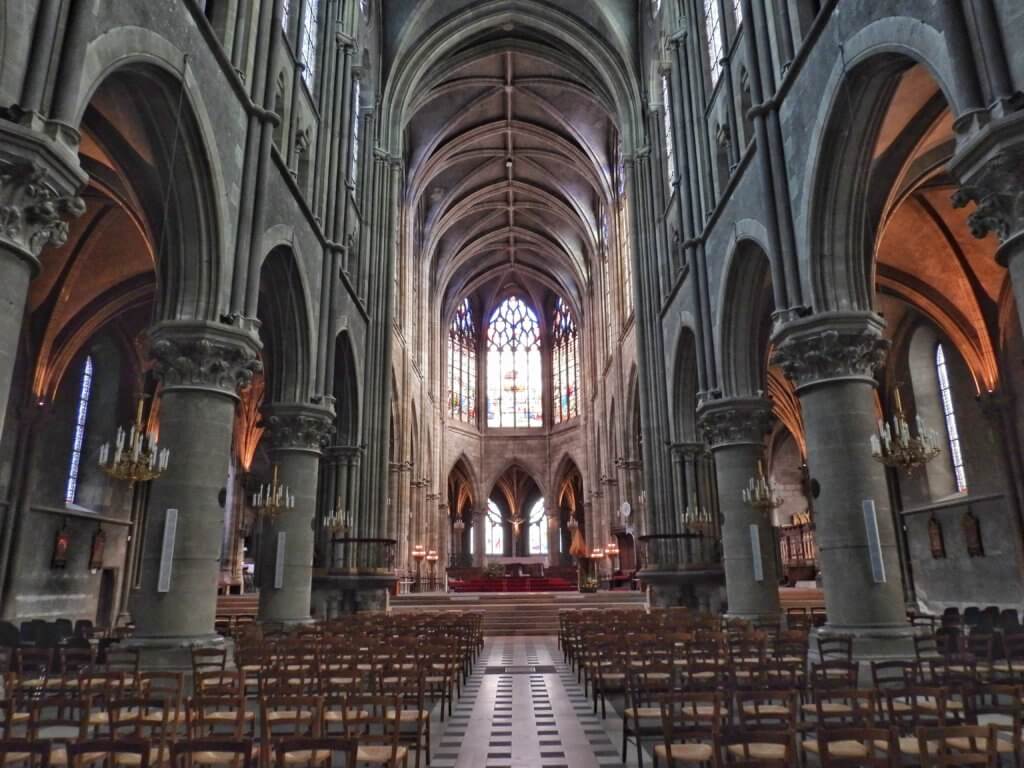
[717,240,774,397]
[257,246,313,403]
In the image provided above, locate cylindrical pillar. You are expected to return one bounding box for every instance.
[699,398,781,621]
[257,403,334,624]
[772,313,908,635]
[133,322,261,640]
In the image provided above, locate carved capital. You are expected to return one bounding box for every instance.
[950,113,1024,257]
[148,320,262,397]
[263,403,335,453]
[771,312,888,391]
[697,398,773,449]
[0,120,87,266]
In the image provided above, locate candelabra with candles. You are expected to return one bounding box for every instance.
[98,397,170,486]
[251,465,294,520]
[566,512,579,531]
[870,387,941,473]
[742,460,783,513]
[412,544,426,592]
[323,497,351,537]
[426,549,439,590]
[681,491,715,536]
[605,540,620,571]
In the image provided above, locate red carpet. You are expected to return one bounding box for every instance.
[449,577,576,593]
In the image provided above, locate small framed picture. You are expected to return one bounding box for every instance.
[89,529,106,570]
[52,528,71,569]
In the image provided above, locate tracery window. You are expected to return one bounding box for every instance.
[528,499,548,555]
[552,298,579,423]
[299,0,320,89]
[282,0,292,35]
[935,344,967,494]
[65,356,94,505]
[486,500,505,555]
[487,296,543,428]
[704,0,724,87]
[662,74,676,186]
[733,0,743,27]
[350,80,361,185]
[448,299,477,423]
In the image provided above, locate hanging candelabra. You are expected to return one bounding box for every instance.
[566,512,579,531]
[681,491,714,536]
[870,388,941,473]
[251,464,294,520]
[98,397,170,486]
[742,460,783,513]
[323,496,351,536]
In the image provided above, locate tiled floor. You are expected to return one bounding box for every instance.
[429,636,643,768]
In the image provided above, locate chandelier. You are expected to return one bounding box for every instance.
[742,460,783,513]
[566,512,579,531]
[324,496,351,536]
[681,492,714,536]
[98,397,169,486]
[252,464,294,520]
[453,508,466,533]
[871,388,940,472]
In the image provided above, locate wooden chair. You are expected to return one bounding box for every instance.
[341,694,408,767]
[187,694,256,743]
[817,636,853,664]
[916,724,998,766]
[271,738,358,768]
[67,740,145,768]
[169,738,254,768]
[29,695,107,765]
[656,691,723,766]
[379,666,429,768]
[800,689,877,761]
[721,728,794,766]
[961,685,1021,763]
[815,727,896,767]
[108,697,174,768]
[259,695,323,767]
[138,673,185,738]
[884,686,950,759]
[623,657,675,768]
[0,738,51,768]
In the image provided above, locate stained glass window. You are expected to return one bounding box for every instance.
[600,208,614,354]
[936,344,967,494]
[486,500,505,555]
[65,356,94,505]
[350,80,361,185]
[704,0,723,87]
[528,499,548,555]
[448,298,477,423]
[299,0,320,88]
[487,296,543,428]
[733,0,743,26]
[282,0,292,35]
[662,74,675,186]
[552,298,579,423]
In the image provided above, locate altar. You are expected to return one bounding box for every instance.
[483,555,549,577]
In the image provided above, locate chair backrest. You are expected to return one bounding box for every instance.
[68,738,149,768]
[817,636,852,663]
[340,693,401,757]
[196,670,243,697]
[811,688,876,728]
[817,727,896,767]
[170,738,253,768]
[659,691,724,744]
[272,737,358,768]
[721,728,794,766]
[189,695,250,739]
[886,686,950,732]
[917,724,997,766]
[736,689,798,730]
[0,738,51,768]
[259,695,322,743]
[30,694,91,742]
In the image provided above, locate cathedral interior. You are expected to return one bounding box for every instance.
[3,0,1024,765]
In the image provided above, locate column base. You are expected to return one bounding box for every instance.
[637,567,724,611]
[312,572,397,617]
[122,633,228,672]
[811,623,922,663]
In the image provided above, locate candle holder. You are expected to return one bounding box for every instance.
[871,387,941,473]
[252,464,294,520]
[412,544,426,592]
[742,460,783,513]
[681,492,714,536]
[98,396,170,487]
[323,496,351,537]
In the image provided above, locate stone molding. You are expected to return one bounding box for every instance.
[771,312,888,392]
[264,402,336,454]
[697,398,773,449]
[0,120,87,267]
[950,112,1024,258]
[148,320,262,397]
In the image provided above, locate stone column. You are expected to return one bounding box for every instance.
[133,321,261,641]
[772,312,909,645]
[0,121,86,439]
[699,398,781,621]
[257,403,334,624]
[472,506,485,567]
[951,116,1024,337]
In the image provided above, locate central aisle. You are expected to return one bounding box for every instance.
[430,636,635,768]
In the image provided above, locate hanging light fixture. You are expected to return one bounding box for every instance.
[324,496,350,536]
[453,507,466,533]
[98,397,170,486]
[871,387,941,472]
[742,460,783,514]
[566,512,579,531]
[681,491,714,536]
[252,464,294,520]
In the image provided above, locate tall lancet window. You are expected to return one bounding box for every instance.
[487,296,543,428]
[299,0,321,88]
[65,356,94,505]
[486,500,505,555]
[350,79,361,184]
[448,298,477,423]
[616,154,634,320]
[704,0,724,86]
[552,298,579,423]
[935,344,967,493]
[662,73,675,186]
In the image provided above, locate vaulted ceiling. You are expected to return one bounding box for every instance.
[403,40,619,320]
